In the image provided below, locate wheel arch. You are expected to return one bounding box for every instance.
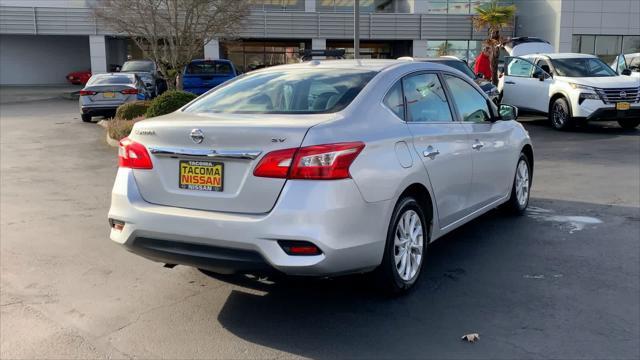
[549,91,573,116]
[521,143,534,177]
[398,183,434,241]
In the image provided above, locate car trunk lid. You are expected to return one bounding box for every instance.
[129,111,332,214]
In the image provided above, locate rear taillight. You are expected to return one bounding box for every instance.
[118,137,153,169]
[253,142,364,180]
[79,90,96,96]
[121,88,138,95]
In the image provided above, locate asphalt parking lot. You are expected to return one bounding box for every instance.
[1,96,639,359]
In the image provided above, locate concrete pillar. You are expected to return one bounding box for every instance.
[412,40,428,58]
[312,38,327,59]
[305,0,316,12]
[204,39,220,60]
[89,35,107,74]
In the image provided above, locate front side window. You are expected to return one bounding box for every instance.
[383,81,404,120]
[444,75,491,123]
[402,73,452,123]
[184,69,375,114]
[506,58,535,77]
[535,59,553,75]
[551,58,617,77]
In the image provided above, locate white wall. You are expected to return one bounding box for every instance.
[0,0,89,7]
[0,35,91,85]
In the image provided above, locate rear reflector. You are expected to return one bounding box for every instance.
[118,137,153,169]
[121,88,138,95]
[253,142,364,180]
[79,90,96,96]
[109,218,125,231]
[278,241,322,256]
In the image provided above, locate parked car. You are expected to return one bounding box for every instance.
[108,60,532,293]
[499,53,640,130]
[611,53,640,78]
[400,56,500,103]
[79,73,149,122]
[66,70,91,85]
[120,60,166,98]
[182,59,238,95]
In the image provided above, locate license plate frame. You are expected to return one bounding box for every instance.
[178,160,223,192]
[616,102,630,111]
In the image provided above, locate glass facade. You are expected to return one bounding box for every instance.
[327,41,393,59]
[427,0,508,15]
[426,40,482,64]
[249,0,305,11]
[317,0,408,13]
[221,41,304,73]
[573,35,640,63]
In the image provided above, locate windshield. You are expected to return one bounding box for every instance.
[183,69,376,114]
[551,58,617,77]
[186,61,233,75]
[87,75,134,85]
[434,60,476,79]
[121,61,154,72]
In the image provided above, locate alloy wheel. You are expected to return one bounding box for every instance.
[515,159,530,207]
[394,210,424,281]
[552,103,567,128]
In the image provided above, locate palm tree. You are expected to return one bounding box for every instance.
[473,0,517,85]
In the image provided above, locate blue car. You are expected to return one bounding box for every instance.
[182,59,238,95]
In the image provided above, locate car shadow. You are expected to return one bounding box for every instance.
[518,115,639,136]
[205,198,639,359]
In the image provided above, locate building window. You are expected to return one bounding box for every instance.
[250,0,304,11]
[221,40,303,73]
[572,35,639,63]
[428,0,503,15]
[316,0,408,13]
[425,40,481,64]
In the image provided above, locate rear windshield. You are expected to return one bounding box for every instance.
[121,61,154,72]
[551,58,617,77]
[87,75,134,85]
[183,69,376,114]
[186,61,233,75]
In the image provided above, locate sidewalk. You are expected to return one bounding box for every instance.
[0,85,81,105]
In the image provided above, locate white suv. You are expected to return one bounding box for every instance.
[499,53,640,130]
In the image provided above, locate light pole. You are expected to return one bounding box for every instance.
[354,0,360,59]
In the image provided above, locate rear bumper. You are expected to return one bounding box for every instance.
[80,106,118,116]
[108,169,392,276]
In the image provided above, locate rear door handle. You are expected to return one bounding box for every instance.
[505,81,516,85]
[423,146,440,160]
[472,141,484,151]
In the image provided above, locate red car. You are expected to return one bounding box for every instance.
[66,70,91,85]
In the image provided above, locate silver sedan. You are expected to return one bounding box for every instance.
[108,60,533,293]
[79,73,149,122]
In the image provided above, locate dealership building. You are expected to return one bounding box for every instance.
[0,0,638,85]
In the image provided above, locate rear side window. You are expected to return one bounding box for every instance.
[402,73,452,123]
[87,75,134,85]
[184,69,376,114]
[383,81,405,120]
[444,75,491,123]
[186,61,233,75]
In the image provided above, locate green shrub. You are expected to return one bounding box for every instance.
[115,101,151,120]
[145,90,197,118]
[107,116,145,141]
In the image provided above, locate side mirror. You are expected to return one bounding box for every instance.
[476,72,485,79]
[537,73,546,81]
[499,104,518,121]
[622,69,632,76]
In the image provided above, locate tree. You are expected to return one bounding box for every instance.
[93,0,249,89]
[472,0,516,85]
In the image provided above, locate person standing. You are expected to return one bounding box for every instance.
[474,46,493,81]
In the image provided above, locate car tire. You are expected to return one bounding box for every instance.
[374,196,428,295]
[549,97,574,130]
[618,119,640,130]
[505,153,532,215]
[81,114,92,122]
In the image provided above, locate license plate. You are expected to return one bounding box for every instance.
[616,102,630,111]
[179,160,223,192]
[103,92,116,98]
